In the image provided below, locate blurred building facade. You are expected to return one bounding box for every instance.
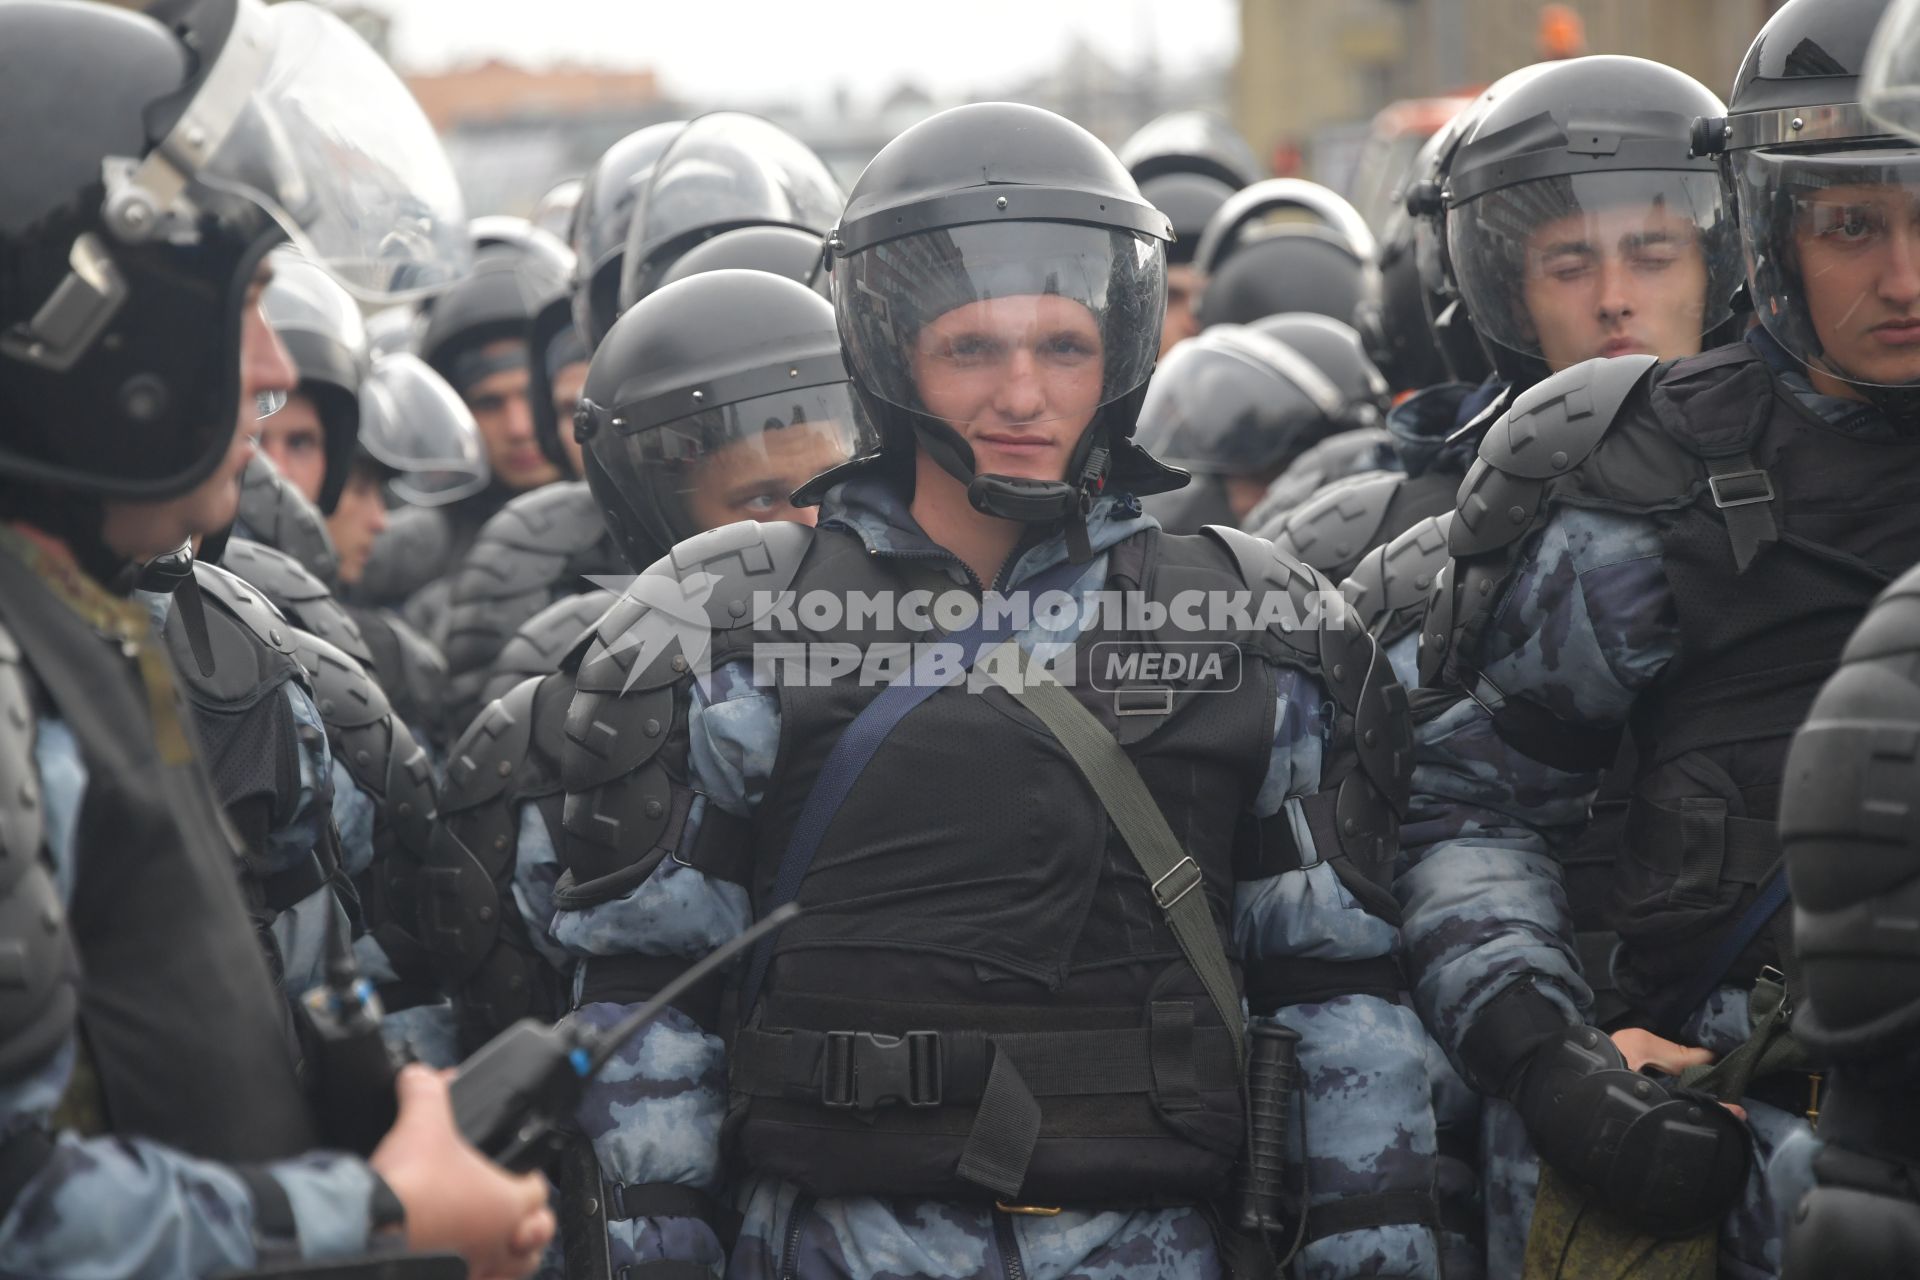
[1235,0,1783,191]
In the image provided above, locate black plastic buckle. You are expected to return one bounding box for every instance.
[820,1030,942,1110]
[1708,469,1775,509]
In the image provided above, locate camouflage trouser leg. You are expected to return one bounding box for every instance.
[1481,1094,1810,1279]
[1429,1038,1485,1280]
[728,1178,1225,1280]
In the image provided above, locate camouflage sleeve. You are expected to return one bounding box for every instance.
[1397,507,1677,1076]
[269,680,332,876]
[0,719,383,1275]
[543,659,763,1275]
[1234,670,1442,1280]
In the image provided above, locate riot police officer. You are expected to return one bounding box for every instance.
[0,1,550,1273]
[518,101,1438,1280]
[1402,2,1920,1272]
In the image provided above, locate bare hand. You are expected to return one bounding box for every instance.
[370,1065,556,1280]
[1608,1028,1747,1120]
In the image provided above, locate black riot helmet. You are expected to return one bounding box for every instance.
[0,0,467,518]
[357,352,489,507]
[1119,110,1263,189]
[1136,326,1349,476]
[1441,56,1742,388]
[260,249,368,513]
[1358,120,1463,392]
[570,121,688,348]
[420,236,572,402]
[1193,180,1380,329]
[1402,78,1532,386]
[1135,327,1349,534]
[1138,172,1239,266]
[532,177,583,242]
[656,225,833,298]
[827,102,1181,551]
[1698,0,1920,416]
[1248,313,1393,430]
[1778,563,1920,1061]
[617,113,844,312]
[575,270,878,571]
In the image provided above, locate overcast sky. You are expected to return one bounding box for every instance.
[366,0,1238,111]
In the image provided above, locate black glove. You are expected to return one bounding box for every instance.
[1512,1024,1750,1237]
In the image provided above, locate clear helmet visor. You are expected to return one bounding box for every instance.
[1866,0,1920,142]
[1446,169,1742,370]
[133,0,470,301]
[1737,146,1920,389]
[261,247,368,352]
[621,113,844,305]
[357,352,490,505]
[605,384,877,538]
[1135,328,1343,475]
[834,221,1167,436]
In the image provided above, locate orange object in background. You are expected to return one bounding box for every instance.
[1538,4,1589,61]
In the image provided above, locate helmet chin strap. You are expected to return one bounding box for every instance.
[1811,351,1920,430]
[917,412,1115,563]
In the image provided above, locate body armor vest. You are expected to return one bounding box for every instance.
[0,545,318,1161]
[730,525,1276,1205]
[1450,345,1920,1024]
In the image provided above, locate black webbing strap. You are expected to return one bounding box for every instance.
[998,655,1245,1067]
[1244,955,1406,1014]
[606,1181,743,1250]
[676,802,752,887]
[616,1264,727,1280]
[0,1127,53,1221]
[1473,675,1623,775]
[1303,1190,1439,1244]
[577,953,726,1032]
[1706,455,1778,575]
[1625,796,1779,904]
[956,1051,1041,1199]
[729,1023,1241,1106]
[233,1163,300,1244]
[1234,807,1309,882]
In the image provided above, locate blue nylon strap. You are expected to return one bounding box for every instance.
[1662,866,1789,1032]
[738,555,1089,1013]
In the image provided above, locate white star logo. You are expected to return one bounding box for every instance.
[582,569,721,697]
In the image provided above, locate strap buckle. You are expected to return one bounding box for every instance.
[1708,469,1775,509]
[1151,856,1203,909]
[821,1030,943,1109]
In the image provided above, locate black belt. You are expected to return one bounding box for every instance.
[577,953,725,1033]
[732,1020,1240,1111]
[0,1127,53,1220]
[1245,955,1406,1014]
[1625,796,1779,901]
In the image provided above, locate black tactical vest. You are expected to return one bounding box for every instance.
[0,546,319,1161]
[1447,345,1920,1024]
[730,526,1276,1205]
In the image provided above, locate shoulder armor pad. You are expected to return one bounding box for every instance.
[0,621,77,1082]
[235,458,339,586]
[481,482,607,564]
[223,538,374,668]
[361,505,454,606]
[491,590,617,689]
[574,519,813,694]
[0,625,46,888]
[174,562,302,707]
[1451,355,1655,557]
[448,486,606,622]
[190,561,297,655]
[1268,470,1407,583]
[1197,523,1331,661]
[289,627,390,732]
[1342,512,1452,641]
[441,677,542,813]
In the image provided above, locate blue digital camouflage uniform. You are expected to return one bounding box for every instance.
[0,716,383,1276]
[1395,339,1878,1278]
[509,478,1440,1279]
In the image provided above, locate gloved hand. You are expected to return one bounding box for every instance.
[1511,1025,1750,1237]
